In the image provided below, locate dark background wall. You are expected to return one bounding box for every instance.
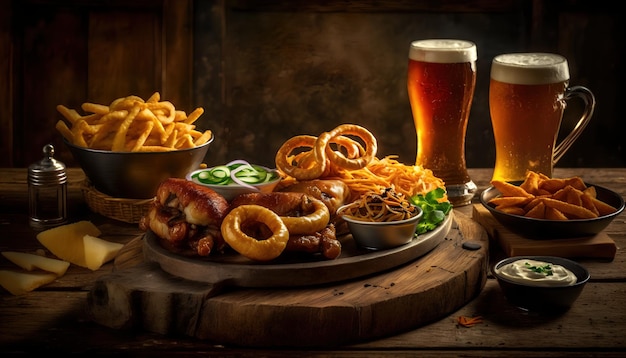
[191,0,624,170]
[2,0,623,171]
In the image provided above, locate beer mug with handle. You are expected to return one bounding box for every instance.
[407,39,478,206]
[489,53,596,182]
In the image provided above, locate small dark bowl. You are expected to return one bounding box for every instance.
[65,136,213,199]
[493,256,590,312]
[480,181,624,238]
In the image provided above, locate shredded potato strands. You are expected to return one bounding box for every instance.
[334,155,446,201]
[338,187,418,223]
[56,92,212,152]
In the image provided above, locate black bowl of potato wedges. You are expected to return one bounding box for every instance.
[480,171,624,238]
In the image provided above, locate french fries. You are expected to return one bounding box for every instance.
[488,170,618,220]
[56,92,212,152]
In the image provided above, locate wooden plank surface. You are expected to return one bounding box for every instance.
[3,281,625,354]
[3,1,193,168]
[0,1,12,167]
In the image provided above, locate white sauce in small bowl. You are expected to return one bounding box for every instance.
[495,259,577,287]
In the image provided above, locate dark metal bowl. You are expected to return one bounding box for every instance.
[65,136,213,199]
[480,181,624,238]
[493,256,590,312]
[338,205,424,250]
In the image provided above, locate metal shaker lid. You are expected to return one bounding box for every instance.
[28,144,67,184]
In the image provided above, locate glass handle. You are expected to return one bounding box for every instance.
[553,86,596,164]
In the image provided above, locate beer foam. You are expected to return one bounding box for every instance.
[491,53,570,85]
[409,39,477,63]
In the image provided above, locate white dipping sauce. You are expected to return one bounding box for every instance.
[495,259,577,287]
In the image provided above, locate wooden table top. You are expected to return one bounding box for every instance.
[1,167,625,357]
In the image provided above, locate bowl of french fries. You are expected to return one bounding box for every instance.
[57,93,214,199]
[480,171,624,238]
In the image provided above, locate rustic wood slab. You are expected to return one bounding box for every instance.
[86,210,489,348]
[472,204,617,260]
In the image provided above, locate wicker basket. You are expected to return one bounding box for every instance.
[81,180,153,223]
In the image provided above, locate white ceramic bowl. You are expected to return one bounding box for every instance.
[337,205,423,250]
[187,162,281,201]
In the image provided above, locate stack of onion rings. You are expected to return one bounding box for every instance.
[223,192,333,261]
[275,124,377,181]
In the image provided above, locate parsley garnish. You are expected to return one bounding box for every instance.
[409,188,452,235]
[525,262,554,276]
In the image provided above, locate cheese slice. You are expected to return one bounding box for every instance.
[36,221,101,268]
[0,270,58,296]
[83,235,124,271]
[1,251,70,276]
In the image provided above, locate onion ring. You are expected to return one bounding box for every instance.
[325,124,377,170]
[280,195,331,235]
[329,134,365,159]
[275,124,377,179]
[221,205,290,261]
[275,135,326,180]
[230,192,331,235]
[230,192,330,235]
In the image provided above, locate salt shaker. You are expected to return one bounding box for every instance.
[28,144,68,230]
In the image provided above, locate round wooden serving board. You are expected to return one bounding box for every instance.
[86,210,489,348]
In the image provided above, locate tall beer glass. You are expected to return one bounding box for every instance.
[408,39,477,206]
[489,53,595,182]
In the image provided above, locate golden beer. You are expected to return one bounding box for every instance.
[407,39,477,206]
[489,53,595,182]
